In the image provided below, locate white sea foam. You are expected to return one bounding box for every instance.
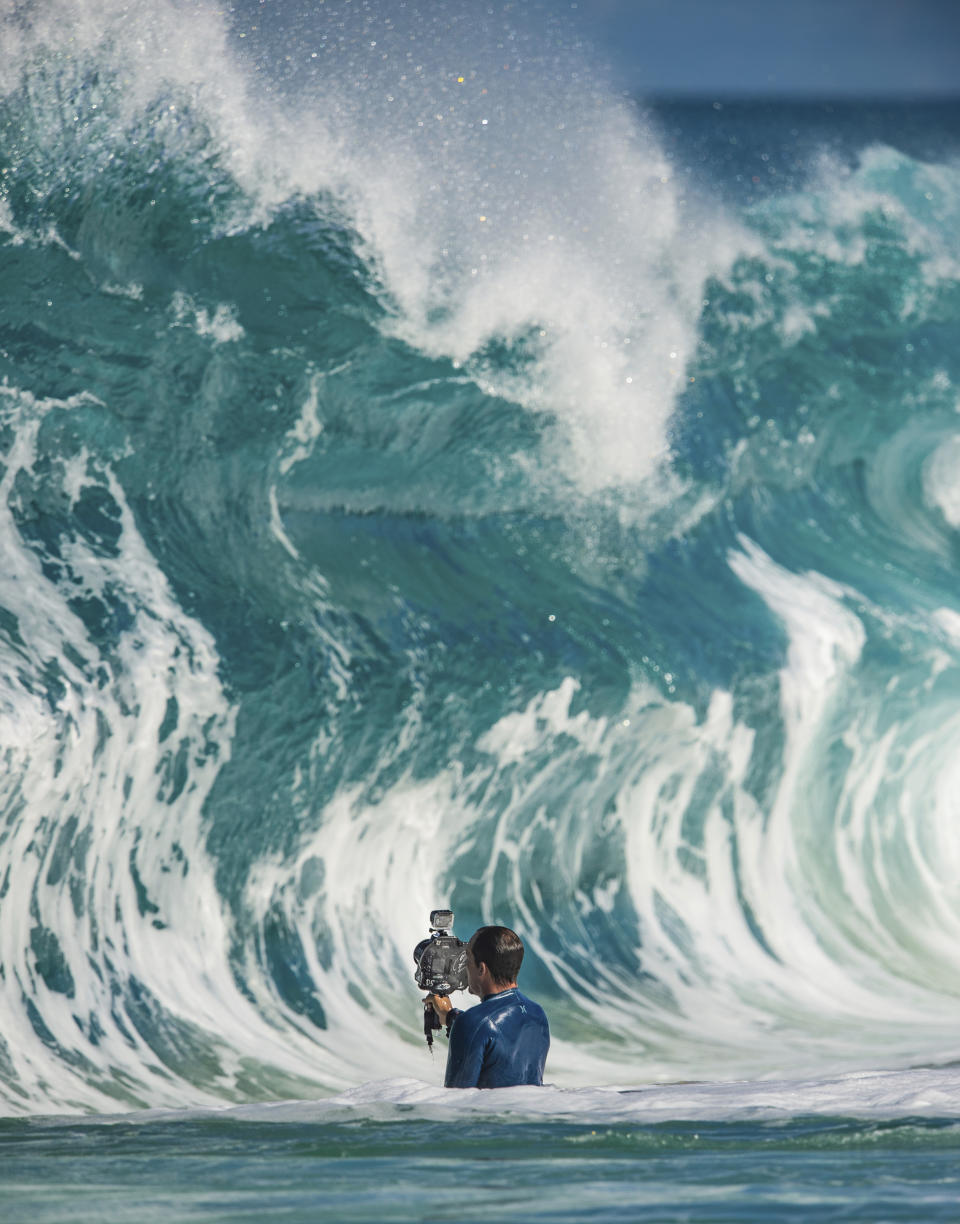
[238,776,474,1089]
[924,433,960,528]
[0,384,341,1115]
[171,292,245,344]
[49,1066,960,1128]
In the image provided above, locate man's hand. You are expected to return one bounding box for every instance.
[425,992,453,1017]
[425,993,455,1029]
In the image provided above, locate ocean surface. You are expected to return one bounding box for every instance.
[3,0,960,1218]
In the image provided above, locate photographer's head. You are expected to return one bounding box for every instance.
[467,926,524,997]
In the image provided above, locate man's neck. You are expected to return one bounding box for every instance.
[483,981,518,999]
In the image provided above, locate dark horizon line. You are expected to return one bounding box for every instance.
[629,89,960,105]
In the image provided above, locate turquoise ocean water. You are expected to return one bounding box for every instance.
[3,0,960,1218]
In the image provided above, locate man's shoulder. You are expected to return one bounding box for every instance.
[453,995,499,1033]
[454,989,548,1029]
[452,990,514,1032]
[513,991,542,1007]
[513,991,549,1025]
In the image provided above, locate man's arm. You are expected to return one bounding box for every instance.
[444,1011,489,1088]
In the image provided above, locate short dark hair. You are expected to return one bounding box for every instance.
[470,926,524,986]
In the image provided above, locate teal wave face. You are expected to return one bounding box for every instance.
[3,0,960,1114]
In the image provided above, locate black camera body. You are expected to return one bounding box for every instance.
[413,909,468,996]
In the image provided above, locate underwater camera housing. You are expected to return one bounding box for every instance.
[413,909,468,996]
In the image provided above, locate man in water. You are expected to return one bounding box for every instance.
[428,925,550,1089]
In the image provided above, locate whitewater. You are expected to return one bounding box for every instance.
[2,0,960,1217]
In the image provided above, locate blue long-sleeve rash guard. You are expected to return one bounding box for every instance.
[444,988,550,1089]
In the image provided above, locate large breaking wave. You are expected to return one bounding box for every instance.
[2,0,960,1114]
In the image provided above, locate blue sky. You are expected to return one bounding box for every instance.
[231,0,960,98]
[571,0,960,96]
